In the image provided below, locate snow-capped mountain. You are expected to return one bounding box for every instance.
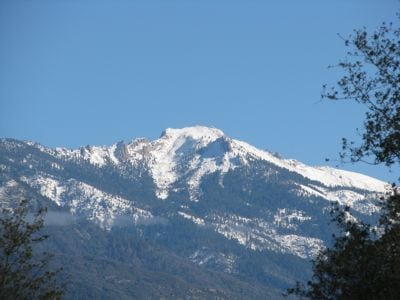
[0,126,389,298]
[46,126,386,200]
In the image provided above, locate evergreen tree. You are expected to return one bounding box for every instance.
[0,199,64,299]
[288,14,400,300]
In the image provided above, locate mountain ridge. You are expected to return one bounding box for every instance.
[9,125,388,197]
[0,126,389,298]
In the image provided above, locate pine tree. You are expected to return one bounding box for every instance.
[0,199,64,299]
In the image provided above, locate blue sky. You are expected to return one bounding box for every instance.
[0,0,398,182]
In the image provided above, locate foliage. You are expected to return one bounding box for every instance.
[288,195,400,299]
[322,18,400,169]
[289,16,400,300]
[0,199,64,300]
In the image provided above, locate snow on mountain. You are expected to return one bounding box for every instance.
[147,127,235,199]
[210,213,323,259]
[0,127,390,262]
[229,139,387,193]
[127,126,387,201]
[43,126,388,202]
[140,126,387,200]
[20,174,154,229]
[2,127,394,297]
[53,144,120,166]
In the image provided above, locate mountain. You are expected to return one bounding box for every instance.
[0,126,388,299]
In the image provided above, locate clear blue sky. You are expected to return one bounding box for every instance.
[0,0,398,182]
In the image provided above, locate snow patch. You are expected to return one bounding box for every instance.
[294,184,380,214]
[273,208,312,230]
[178,211,205,226]
[21,174,154,229]
[231,139,388,193]
[210,214,323,259]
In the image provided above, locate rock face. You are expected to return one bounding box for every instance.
[0,126,388,299]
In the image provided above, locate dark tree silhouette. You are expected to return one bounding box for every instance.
[288,16,400,300]
[288,196,400,299]
[322,17,400,169]
[0,199,64,299]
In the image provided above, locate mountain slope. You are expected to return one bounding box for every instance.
[0,126,388,298]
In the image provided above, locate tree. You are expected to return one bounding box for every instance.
[322,17,400,169]
[288,16,400,299]
[0,199,64,299]
[288,196,400,299]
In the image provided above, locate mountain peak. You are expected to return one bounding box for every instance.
[24,126,387,200]
[160,126,224,141]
